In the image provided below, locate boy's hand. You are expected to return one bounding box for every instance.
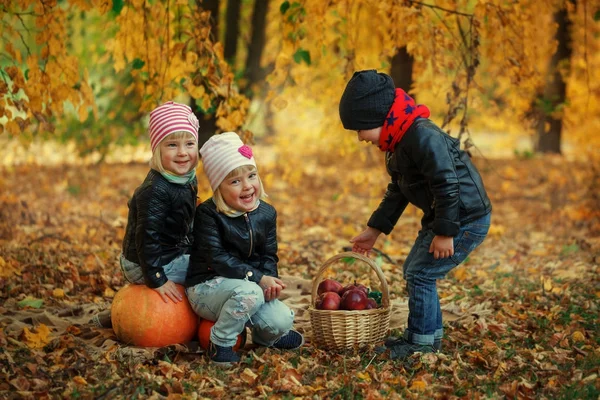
[350,227,382,256]
[429,235,454,259]
[259,276,286,301]
[153,280,184,303]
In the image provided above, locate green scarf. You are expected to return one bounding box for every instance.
[160,169,196,185]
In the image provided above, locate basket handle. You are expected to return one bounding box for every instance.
[311,251,390,308]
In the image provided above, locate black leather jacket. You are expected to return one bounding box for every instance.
[186,199,279,288]
[122,169,198,288]
[368,118,491,237]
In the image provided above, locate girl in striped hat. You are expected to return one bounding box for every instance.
[186,132,303,367]
[91,101,199,328]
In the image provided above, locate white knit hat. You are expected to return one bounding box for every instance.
[148,101,200,152]
[200,132,257,191]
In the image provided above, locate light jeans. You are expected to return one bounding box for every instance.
[402,212,491,345]
[119,253,189,285]
[186,277,295,348]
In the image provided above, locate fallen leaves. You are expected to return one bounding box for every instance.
[21,323,52,349]
[0,155,599,398]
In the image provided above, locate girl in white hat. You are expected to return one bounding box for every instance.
[186,132,303,367]
[92,101,199,328]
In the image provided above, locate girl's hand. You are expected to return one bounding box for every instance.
[259,276,286,301]
[429,235,454,259]
[153,280,184,303]
[350,227,382,256]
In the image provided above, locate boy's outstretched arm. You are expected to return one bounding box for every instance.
[350,227,382,256]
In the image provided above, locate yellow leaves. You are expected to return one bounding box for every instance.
[21,324,52,349]
[452,266,470,282]
[52,288,65,298]
[0,256,20,278]
[5,42,22,64]
[78,106,89,123]
[240,368,259,385]
[571,330,585,342]
[103,287,116,298]
[72,376,88,385]
[409,379,427,391]
[487,224,505,236]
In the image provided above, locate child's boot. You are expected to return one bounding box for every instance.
[386,336,435,360]
[271,329,304,350]
[208,341,241,367]
[385,336,442,352]
[90,310,112,329]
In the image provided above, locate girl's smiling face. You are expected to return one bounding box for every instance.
[159,133,198,176]
[357,127,382,145]
[219,168,261,212]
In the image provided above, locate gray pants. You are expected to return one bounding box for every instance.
[119,253,189,285]
[186,277,294,348]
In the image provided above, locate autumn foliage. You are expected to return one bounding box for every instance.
[1,0,600,157]
[1,0,600,398]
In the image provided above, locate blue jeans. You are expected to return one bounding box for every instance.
[402,212,491,345]
[119,253,189,285]
[186,277,295,348]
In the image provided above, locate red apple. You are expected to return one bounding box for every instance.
[317,279,343,296]
[315,292,341,310]
[365,298,378,309]
[354,282,369,296]
[340,289,368,311]
[340,281,369,297]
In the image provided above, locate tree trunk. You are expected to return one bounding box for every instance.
[535,5,572,154]
[224,0,241,64]
[244,0,271,98]
[390,47,414,95]
[193,0,220,148]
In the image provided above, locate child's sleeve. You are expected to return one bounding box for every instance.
[367,181,409,234]
[260,210,279,277]
[134,185,169,288]
[412,133,461,236]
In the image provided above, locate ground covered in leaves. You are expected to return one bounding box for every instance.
[1,149,599,399]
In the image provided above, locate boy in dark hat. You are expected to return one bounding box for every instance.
[339,70,492,359]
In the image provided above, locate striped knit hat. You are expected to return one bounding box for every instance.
[200,132,257,191]
[148,101,199,152]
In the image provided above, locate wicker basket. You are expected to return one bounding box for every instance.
[309,251,391,350]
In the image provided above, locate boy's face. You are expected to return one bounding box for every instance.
[160,135,198,176]
[357,127,382,146]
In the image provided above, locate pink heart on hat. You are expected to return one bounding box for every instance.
[238,145,253,159]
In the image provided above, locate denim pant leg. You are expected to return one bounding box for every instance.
[403,237,444,342]
[186,277,264,348]
[120,253,190,285]
[249,299,295,347]
[403,213,491,345]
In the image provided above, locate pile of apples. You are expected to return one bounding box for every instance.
[315,278,378,311]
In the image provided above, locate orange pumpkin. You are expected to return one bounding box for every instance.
[111,284,199,347]
[197,318,247,351]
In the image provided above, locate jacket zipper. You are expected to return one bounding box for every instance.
[244,213,253,258]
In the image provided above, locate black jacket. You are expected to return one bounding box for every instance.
[122,169,198,288]
[368,118,491,237]
[186,199,279,288]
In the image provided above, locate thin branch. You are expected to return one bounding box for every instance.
[408,0,473,18]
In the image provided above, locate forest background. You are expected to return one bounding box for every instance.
[1,0,599,399]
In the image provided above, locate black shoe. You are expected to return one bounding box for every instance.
[272,330,304,350]
[90,310,112,329]
[208,341,241,367]
[385,335,442,352]
[386,337,435,360]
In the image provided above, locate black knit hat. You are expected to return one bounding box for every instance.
[339,70,396,130]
